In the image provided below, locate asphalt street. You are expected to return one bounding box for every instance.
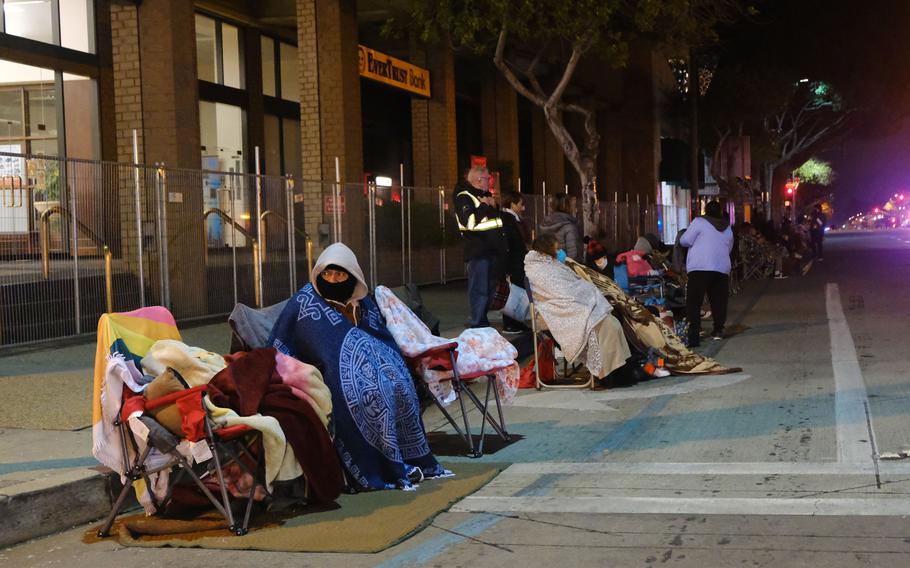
[3,228,910,567]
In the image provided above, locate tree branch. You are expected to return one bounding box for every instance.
[493,27,547,107]
[546,42,586,110]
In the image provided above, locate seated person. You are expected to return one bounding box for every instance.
[525,233,641,385]
[268,243,448,491]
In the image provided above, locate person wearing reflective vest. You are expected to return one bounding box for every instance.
[454,166,506,327]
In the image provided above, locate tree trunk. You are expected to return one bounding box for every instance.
[578,167,598,238]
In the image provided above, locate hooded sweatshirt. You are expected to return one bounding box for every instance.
[311,243,370,324]
[678,214,733,274]
[539,211,582,261]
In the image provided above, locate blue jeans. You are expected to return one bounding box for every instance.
[467,256,495,327]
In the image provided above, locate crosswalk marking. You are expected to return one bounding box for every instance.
[451,495,910,517]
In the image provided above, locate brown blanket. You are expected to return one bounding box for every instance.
[208,348,343,504]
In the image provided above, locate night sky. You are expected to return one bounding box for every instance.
[826,118,910,223]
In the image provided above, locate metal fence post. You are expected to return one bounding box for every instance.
[367,182,377,289]
[400,163,406,285]
[406,186,412,283]
[228,172,238,307]
[132,130,145,307]
[254,147,263,307]
[157,166,171,309]
[438,186,445,285]
[69,159,81,334]
[334,156,342,242]
[285,175,297,294]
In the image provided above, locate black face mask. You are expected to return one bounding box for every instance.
[316,274,357,303]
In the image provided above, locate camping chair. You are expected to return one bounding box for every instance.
[739,239,775,280]
[525,278,596,390]
[613,264,665,305]
[94,308,267,538]
[416,342,511,458]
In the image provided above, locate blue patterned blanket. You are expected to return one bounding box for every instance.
[268,283,445,490]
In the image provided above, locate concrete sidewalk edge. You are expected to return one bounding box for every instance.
[0,472,113,549]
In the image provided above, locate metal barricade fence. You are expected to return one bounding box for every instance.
[0,150,684,347]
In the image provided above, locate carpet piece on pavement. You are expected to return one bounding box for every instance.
[86,461,503,553]
[0,370,91,430]
[722,324,750,338]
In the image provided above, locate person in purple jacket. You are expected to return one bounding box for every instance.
[679,201,734,347]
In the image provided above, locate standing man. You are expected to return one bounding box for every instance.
[500,191,530,333]
[810,204,827,260]
[679,201,734,347]
[454,166,505,328]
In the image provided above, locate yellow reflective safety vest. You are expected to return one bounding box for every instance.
[455,190,503,233]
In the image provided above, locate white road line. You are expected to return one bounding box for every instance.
[826,283,875,464]
[451,495,910,517]
[495,461,910,476]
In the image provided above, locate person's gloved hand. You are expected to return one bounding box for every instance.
[556,249,567,263]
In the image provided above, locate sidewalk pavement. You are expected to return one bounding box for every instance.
[0,281,474,548]
[0,277,753,550]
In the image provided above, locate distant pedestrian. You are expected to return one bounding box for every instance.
[539,194,582,262]
[679,201,734,347]
[500,191,529,333]
[454,166,506,328]
[810,205,827,260]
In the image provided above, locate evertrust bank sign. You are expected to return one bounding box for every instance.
[358,45,431,98]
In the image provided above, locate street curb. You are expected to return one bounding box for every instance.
[0,472,113,549]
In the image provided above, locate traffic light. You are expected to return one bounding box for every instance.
[786,187,794,196]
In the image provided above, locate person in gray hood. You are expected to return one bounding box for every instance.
[679,200,734,346]
[539,194,582,261]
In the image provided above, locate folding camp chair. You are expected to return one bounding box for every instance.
[97,384,266,537]
[525,278,596,390]
[94,308,268,537]
[739,239,775,280]
[417,342,511,458]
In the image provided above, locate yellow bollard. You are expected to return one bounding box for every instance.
[306,237,314,277]
[252,238,262,308]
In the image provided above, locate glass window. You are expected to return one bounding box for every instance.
[59,0,95,53]
[199,100,245,173]
[279,43,298,102]
[3,0,55,45]
[27,85,57,139]
[195,14,217,83]
[261,36,276,97]
[221,22,241,89]
[0,90,23,138]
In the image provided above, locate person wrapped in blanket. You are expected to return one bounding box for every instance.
[525,232,649,387]
[268,243,450,491]
[564,257,742,376]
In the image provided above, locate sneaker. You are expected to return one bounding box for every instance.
[711,332,724,340]
[774,272,789,279]
[501,327,524,335]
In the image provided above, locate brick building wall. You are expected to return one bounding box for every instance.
[297,0,364,251]
[481,70,520,192]
[411,40,457,190]
[135,0,204,317]
[109,1,144,280]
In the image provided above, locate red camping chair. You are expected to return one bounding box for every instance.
[97,383,267,537]
[413,342,510,458]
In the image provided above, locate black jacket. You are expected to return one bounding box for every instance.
[500,210,528,286]
[453,180,506,262]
